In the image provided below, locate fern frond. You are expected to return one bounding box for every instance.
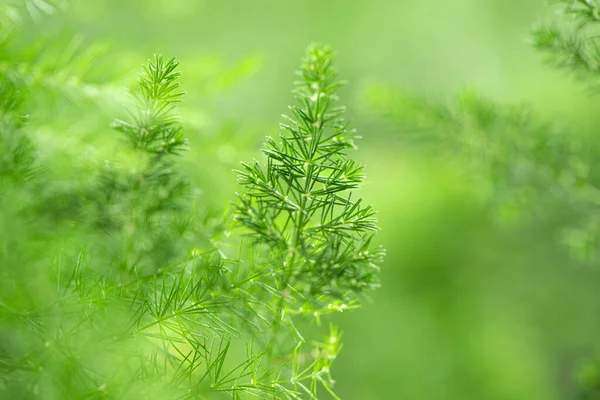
[234,45,384,303]
[113,55,188,158]
[532,24,600,77]
[532,0,600,81]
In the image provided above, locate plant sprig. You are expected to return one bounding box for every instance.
[234,45,384,305]
[113,55,188,158]
[532,0,600,81]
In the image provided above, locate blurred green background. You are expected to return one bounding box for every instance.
[13,0,600,398]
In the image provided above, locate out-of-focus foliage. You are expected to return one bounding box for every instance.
[356,1,600,399]
[533,0,600,82]
[363,83,600,263]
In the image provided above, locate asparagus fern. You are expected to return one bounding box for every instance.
[234,45,384,305]
[0,10,384,397]
[532,0,600,81]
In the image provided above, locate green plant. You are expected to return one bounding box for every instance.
[532,0,600,82]
[0,6,383,398]
[534,2,600,398]
[234,45,383,304]
[360,0,600,397]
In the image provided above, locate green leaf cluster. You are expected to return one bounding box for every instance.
[0,8,383,400]
[532,0,600,82]
[234,46,383,303]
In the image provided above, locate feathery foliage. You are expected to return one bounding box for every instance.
[234,46,384,305]
[532,2,600,397]
[93,55,192,277]
[363,81,600,263]
[113,55,188,158]
[532,0,600,81]
[0,5,383,396]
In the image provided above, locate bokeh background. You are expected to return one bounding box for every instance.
[13,0,600,398]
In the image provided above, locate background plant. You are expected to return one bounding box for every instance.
[359,0,600,398]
